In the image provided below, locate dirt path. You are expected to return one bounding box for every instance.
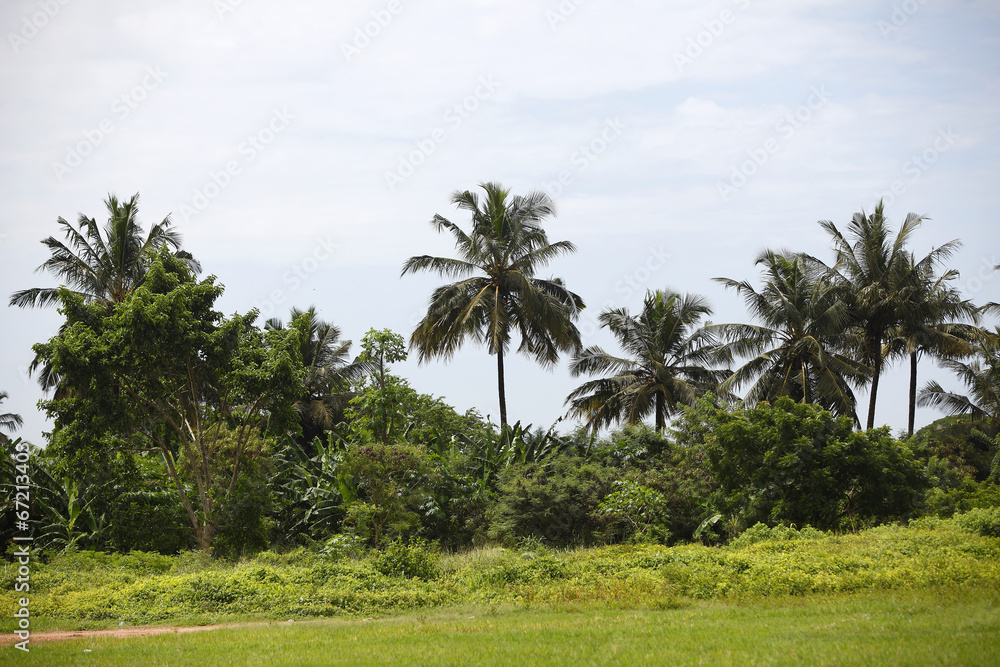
[1,622,274,646]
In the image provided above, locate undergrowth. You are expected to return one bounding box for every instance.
[2,513,998,628]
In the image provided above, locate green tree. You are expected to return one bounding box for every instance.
[918,327,1000,436]
[339,442,438,549]
[34,251,304,553]
[10,192,198,309]
[9,193,199,391]
[402,182,585,426]
[819,201,960,429]
[348,328,408,444]
[266,307,372,446]
[0,391,22,443]
[681,395,925,533]
[713,250,869,423]
[566,289,726,433]
[886,258,980,437]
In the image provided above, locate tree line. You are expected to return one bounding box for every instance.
[2,186,998,555]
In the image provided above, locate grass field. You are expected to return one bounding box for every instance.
[6,589,1000,666]
[3,518,1000,663]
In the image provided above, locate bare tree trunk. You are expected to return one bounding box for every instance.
[866,365,881,431]
[907,352,918,438]
[497,346,507,427]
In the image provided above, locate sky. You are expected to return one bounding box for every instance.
[1,0,998,445]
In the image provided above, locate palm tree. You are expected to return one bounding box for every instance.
[565,289,726,433]
[265,307,372,446]
[10,193,198,309]
[712,250,869,422]
[885,257,980,437]
[402,182,585,426]
[0,391,23,443]
[819,201,960,429]
[918,327,1000,435]
[10,193,199,391]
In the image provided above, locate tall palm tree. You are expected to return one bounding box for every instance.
[10,193,198,310]
[918,327,1000,435]
[0,391,23,443]
[10,193,199,392]
[402,182,585,426]
[819,201,960,429]
[565,289,726,433]
[712,250,869,422]
[885,257,980,437]
[265,307,372,446]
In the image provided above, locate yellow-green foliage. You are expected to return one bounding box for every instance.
[2,518,998,626]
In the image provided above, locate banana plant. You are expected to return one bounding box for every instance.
[272,432,354,537]
[32,468,107,553]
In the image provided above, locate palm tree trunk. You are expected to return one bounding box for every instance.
[907,352,918,438]
[497,346,508,427]
[866,364,880,431]
[655,392,665,432]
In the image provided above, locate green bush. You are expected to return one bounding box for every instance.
[372,539,440,580]
[487,455,617,548]
[954,507,1000,537]
[728,523,828,549]
[597,481,670,544]
[680,396,925,533]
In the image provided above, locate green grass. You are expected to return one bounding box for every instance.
[7,589,999,666]
[3,517,999,663]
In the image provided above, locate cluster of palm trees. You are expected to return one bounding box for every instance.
[8,188,999,442]
[404,186,997,436]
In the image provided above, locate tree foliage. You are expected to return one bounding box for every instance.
[678,395,925,532]
[567,289,726,432]
[34,251,304,552]
[403,181,584,425]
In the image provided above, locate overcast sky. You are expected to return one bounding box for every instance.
[2,0,998,444]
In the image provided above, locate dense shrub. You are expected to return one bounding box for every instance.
[487,456,617,547]
[679,396,926,534]
[372,539,440,580]
[954,506,1000,537]
[910,416,997,482]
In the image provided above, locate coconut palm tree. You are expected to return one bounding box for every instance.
[566,289,727,433]
[10,193,200,391]
[918,326,1000,435]
[10,193,198,309]
[0,391,23,443]
[712,250,869,423]
[402,182,585,426]
[885,257,980,437]
[265,307,372,446]
[819,201,960,429]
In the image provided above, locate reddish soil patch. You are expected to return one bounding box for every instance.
[1,622,269,645]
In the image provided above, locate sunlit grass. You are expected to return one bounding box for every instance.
[9,589,999,666]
